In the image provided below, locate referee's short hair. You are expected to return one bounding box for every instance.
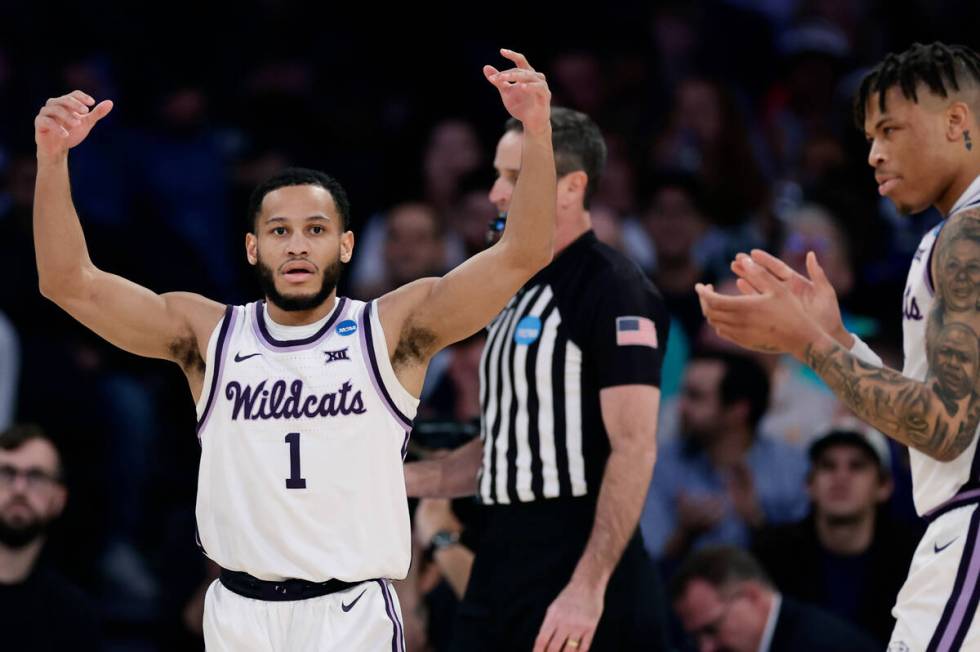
[669,546,774,601]
[505,107,607,208]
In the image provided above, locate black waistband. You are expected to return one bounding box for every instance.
[219,568,363,602]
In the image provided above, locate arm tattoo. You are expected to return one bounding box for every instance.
[805,209,980,462]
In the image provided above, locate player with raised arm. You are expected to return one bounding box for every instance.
[33,50,554,651]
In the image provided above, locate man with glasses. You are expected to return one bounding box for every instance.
[0,423,100,649]
[670,546,876,652]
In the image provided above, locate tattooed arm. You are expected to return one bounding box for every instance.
[699,208,980,462]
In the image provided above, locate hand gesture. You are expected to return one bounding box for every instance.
[533,579,604,652]
[724,462,764,527]
[696,254,825,358]
[732,249,852,348]
[676,492,726,536]
[35,90,113,161]
[484,49,551,134]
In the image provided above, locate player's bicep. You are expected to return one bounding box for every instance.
[407,241,541,352]
[51,267,221,363]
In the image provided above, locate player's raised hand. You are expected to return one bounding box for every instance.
[35,91,114,161]
[484,49,551,134]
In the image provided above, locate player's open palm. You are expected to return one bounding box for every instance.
[484,49,551,134]
[35,91,113,160]
[733,249,846,343]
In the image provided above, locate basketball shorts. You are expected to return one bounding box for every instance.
[890,501,980,651]
[203,576,406,651]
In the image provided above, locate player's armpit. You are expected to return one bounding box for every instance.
[803,208,980,462]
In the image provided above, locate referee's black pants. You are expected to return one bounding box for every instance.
[449,496,672,651]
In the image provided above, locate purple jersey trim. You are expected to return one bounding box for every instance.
[197,305,237,437]
[252,297,347,351]
[358,301,414,429]
[927,505,980,651]
[377,579,404,652]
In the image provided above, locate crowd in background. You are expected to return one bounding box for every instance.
[1,0,977,649]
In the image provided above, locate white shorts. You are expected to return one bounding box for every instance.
[203,577,406,652]
[890,502,980,652]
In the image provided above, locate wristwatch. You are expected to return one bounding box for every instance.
[430,530,461,552]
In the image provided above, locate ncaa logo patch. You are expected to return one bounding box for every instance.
[514,316,542,345]
[336,320,358,337]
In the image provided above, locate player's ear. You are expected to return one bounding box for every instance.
[340,230,355,264]
[246,232,258,266]
[946,101,972,142]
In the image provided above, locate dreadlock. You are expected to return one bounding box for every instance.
[854,42,980,129]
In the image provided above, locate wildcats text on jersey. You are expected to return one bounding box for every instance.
[225,378,367,421]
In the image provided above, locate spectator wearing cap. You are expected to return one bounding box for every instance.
[671,545,878,652]
[752,427,922,645]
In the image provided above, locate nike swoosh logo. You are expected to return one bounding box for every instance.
[341,589,367,612]
[936,537,959,554]
[234,352,262,362]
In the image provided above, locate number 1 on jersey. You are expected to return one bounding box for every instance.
[284,432,307,489]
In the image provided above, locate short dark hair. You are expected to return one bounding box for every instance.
[854,42,980,129]
[505,107,607,208]
[690,349,771,430]
[669,546,773,602]
[246,167,352,233]
[0,423,63,480]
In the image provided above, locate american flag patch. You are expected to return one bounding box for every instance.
[616,316,658,348]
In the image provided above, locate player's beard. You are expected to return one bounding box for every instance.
[0,506,51,549]
[255,254,342,312]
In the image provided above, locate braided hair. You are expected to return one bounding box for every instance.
[854,42,980,129]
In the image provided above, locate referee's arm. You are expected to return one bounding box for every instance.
[533,386,660,652]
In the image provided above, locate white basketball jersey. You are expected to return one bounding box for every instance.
[194,297,418,582]
[903,175,980,514]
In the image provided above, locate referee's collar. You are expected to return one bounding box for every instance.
[553,229,597,264]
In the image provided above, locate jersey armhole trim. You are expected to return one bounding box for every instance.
[196,305,237,438]
[359,301,415,430]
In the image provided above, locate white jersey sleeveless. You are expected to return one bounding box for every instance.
[903,175,980,515]
[193,297,418,582]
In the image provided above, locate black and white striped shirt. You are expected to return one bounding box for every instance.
[478,231,669,505]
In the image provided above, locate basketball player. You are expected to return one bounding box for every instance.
[32,49,555,651]
[697,42,980,651]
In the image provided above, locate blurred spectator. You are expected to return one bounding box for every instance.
[641,172,714,344]
[641,350,808,563]
[422,119,484,216]
[670,545,878,652]
[352,201,450,299]
[0,311,18,430]
[753,427,921,645]
[651,76,769,228]
[0,424,100,650]
[352,118,482,294]
[132,85,237,296]
[352,202,446,297]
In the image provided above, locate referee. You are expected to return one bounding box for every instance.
[406,107,671,652]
